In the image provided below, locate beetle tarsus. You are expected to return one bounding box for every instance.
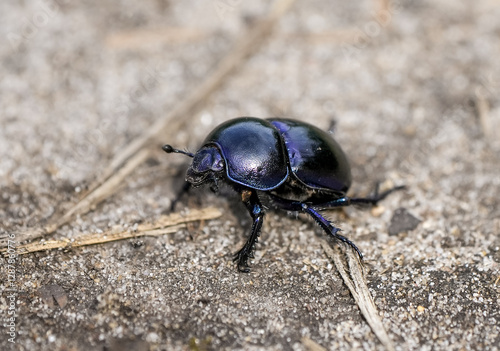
[327,225,363,259]
[234,249,256,272]
[233,248,251,273]
[302,204,364,259]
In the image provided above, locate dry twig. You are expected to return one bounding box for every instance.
[7,207,221,255]
[475,87,492,143]
[321,240,396,351]
[301,336,327,351]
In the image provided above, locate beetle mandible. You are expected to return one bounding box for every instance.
[163,117,404,272]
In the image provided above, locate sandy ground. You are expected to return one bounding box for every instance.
[1,0,499,350]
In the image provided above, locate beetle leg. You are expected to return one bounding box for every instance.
[311,197,351,210]
[268,194,362,258]
[267,193,303,211]
[350,185,406,206]
[209,175,219,194]
[311,185,405,209]
[301,204,363,259]
[170,181,191,211]
[233,190,265,273]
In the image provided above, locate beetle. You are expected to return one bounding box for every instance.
[163,117,404,272]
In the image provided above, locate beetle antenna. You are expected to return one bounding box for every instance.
[162,144,194,158]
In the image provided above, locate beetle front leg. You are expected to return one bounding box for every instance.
[170,181,191,211]
[233,189,265,273]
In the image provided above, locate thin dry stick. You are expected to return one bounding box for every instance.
[301,336,327,351]
[321,241,396,351]
[8,207,221,255]
[475,87,492,143]
[40,0,296,239]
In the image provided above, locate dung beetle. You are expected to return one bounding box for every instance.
[163,117,403,272]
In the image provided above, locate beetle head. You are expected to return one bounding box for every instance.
[162,144,224,187]
[186,145,225,186]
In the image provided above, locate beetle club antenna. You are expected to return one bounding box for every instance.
[162,145,194,158]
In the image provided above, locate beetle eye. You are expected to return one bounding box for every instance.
[212,159,224,172]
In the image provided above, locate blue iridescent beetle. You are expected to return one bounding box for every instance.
[163,117,403,272]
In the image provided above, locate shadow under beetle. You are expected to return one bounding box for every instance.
[163,117,404,273]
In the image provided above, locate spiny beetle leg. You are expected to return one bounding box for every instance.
[234,189,264,273]
[268,194,362,258]
[170,181,191,211]
[301,204,363,259]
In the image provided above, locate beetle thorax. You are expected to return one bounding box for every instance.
[186,145,225,185]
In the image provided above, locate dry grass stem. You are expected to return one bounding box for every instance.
[8,207,221,255]
[321,240,396,351]
[475,88,492,143]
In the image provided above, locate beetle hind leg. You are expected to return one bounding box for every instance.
[350,184,406,206]
[313,185,406,210]
[233,190,265,273]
